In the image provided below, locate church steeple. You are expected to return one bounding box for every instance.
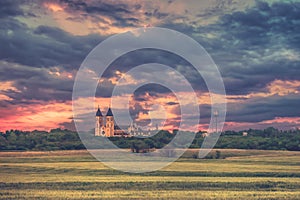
[95,105,115,137]
[96,105,103,116]
[105,106,114,137]
[95,105,104,136]
[106,107,113,116]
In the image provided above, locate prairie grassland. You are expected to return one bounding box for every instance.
[0,149,300,199]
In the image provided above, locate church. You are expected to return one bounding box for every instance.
[95,106,153,137]
[95,106,124,137]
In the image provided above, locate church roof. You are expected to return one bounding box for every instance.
[96,107,103,116]
[106,107,113,116]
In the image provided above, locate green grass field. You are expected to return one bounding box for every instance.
[0,149,300,199]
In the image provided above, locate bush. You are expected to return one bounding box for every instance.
[215,151,221,159]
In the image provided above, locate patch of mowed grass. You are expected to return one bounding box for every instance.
[1,173,300,183]
[0,149,300,199]
[1,180,300,191]
[1,189,300,200]
[0,155,95,164]
[1,163,300,178]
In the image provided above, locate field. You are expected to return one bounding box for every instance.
[0,149,300,199]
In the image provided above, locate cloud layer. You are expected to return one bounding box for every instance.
[0,0,299,131]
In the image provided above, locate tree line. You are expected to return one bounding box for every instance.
[0,127,299,151]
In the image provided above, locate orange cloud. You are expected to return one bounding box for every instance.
[0,94,12,101]
[224,117,300,131]
[44,2,64,12]
[42,3,134,36]
[260,117,300,125]
[0,81,20,101]
[225,79,300,103]
[267,80,300,96]
[0,101,72,132]
[48,67,74,79]
[0,81,20,92]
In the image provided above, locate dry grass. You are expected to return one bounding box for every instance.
[0,149,299,199]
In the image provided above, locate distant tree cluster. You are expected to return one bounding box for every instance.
[214,127,300,151]
[0,129,84,151]
[0,127,299,151]
[110,131,175,153]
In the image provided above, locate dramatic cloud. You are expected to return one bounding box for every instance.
[0,20,102,68]
[0,0,299,131]
[208,1,300,94]
[0,61,74,102]
[0,0,24,18]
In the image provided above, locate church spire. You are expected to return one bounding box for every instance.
[106,107,113,116]
[96,105,103,116]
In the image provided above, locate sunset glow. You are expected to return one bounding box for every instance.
[0,0,299,132]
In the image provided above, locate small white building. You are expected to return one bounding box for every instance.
[202,133,209,138]
[242,132,248,137]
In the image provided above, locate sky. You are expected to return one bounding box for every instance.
[0,0,300,132]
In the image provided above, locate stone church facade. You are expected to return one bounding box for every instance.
[95,106,121,137]
[95,106,153,137]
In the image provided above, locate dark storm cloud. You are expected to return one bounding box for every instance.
[94,2,300,127]
[0,0,24,18]
[215,1,300,49]
[144,9,169,19]
[186,93,300,125]
[166,102,179,106]
[85,3,130,14]
[224,58,300,95]
[226,94,300,123]
[134,84,173,97]
[0,19,103,69]
[0,62,73,102]
[59,0,130,14]
[58,0,142,27]
[0,15,106,102]
[95,79,115,98]
[127,89,179,122]
[229,5,299,48]
[209,1,300,95]
[67,0,172,25]
[100,49,208,95]
[170,1,300,96]
[87,1,300,99]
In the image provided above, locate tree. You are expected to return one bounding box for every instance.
[215,151,221,159]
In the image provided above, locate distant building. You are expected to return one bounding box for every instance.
[243,132,248,137]
[95,106,127,137]
[95,107,152,137]
[202,133,209,138]
[128,122,151,137]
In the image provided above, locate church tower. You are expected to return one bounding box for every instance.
[105,107,114,137]
[95,106,104,136]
